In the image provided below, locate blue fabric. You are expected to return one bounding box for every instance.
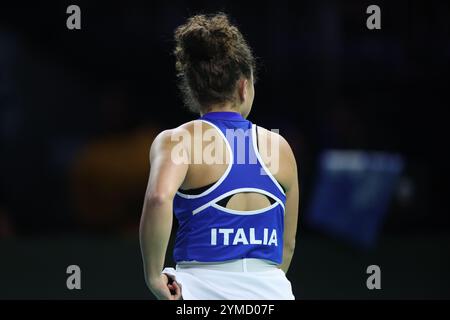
[173,112,286,264]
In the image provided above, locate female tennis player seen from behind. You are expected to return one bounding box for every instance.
[140,13,299,300]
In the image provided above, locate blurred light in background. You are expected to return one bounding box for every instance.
[306,150,404,248]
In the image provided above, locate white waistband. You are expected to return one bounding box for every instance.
[176,258,278,272]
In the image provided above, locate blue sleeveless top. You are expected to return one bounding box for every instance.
[173,112,286,264]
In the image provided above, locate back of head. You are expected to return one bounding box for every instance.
[174,13,255,113]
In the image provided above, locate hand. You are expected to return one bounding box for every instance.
[149,273,182,300]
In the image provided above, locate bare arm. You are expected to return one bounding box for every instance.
[139,129,188,299]
[280,164,299,273]
[278,137,299,274]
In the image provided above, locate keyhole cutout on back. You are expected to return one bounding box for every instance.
[216,192,276,211]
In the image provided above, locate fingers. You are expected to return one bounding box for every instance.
[161,273,169,284]
[171,281,182,300]
[160,273,181,300]
[167,281,181,300]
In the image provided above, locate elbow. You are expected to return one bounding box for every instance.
[285,239,296,255]
[145,191,172,207]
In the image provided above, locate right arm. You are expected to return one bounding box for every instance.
[139,129,188,299]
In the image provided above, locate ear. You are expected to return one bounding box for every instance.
[238,78,248,102]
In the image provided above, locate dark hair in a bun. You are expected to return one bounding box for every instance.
[174,13,255,113]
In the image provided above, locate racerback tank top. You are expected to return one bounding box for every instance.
[173,111,286,264]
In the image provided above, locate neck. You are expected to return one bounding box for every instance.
[201,102,241,116]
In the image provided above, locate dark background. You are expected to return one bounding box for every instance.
[0,0,449,299]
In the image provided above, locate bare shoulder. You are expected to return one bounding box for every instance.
[152,121,197,145]
[256,125,297,167]
[150,124,187,154]
[255,125,298,192]
[149,121,201,159]
[150,129,173,151]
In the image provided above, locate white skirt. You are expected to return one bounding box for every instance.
[162,260,295,300]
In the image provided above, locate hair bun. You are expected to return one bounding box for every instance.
[181,27,226,61]
[176,14,236,64]
[174,13,255,113]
